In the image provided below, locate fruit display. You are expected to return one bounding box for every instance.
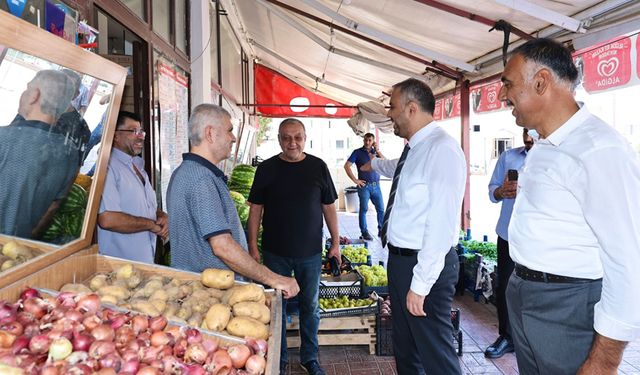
[227,164,256,200]
[56,264,272,341]
[0,241,41,272]
[74,173,93,192]
[355,265,388,287]
[230,191,250,229]
[318,296,375,310]
[460,240,497,261]
[378,295,391,317]
[340,246,369,264]
[0,287,268,374]
[42,184,88,244]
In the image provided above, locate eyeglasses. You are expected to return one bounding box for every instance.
[117,128,146,137]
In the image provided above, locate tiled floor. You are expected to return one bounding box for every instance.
[278,210,640,375]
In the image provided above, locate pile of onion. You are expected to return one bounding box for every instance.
[0,288,268,374]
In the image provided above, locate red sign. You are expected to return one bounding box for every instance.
[433,98,444,121]
[471,81,505,113]
[254,64,354,118]
[442,92,461,119]
[579,36,632,92]
[636,35,640,80]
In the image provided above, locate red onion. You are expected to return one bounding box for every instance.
[56,292,77,308]
[136,366,160,375]
[82,314,101,331]
[150,331,171,347]
[22,297,48,319]
[148,316,167,332]
[140,345,163,364]
[65,364,93,375]
[0,320,23,336]
[22,322,40,338]
[20,288,41,301]
[64,309,83,323]
[149,359,163,370]
[131,315,149,334]
[202,338,219,354]
[114,326,135,348]
[162,355,181,373]
[183,364,206,375]
[245,338,268,357]
[94,369,117,375]
[48,328,73,341]
[109,314,127,330]
[48,337,73,361]
[159,344,173,358]
[0,302,17,324]
[28,333,50,353]
[88,340,116,359]
[123,339,141,353]
[228,344,252,368]
[40,365,60,375]
[90,324,114,342]
[72,331,94,352]
[185,328,202,344]
[16,311,35,326]
[206,349,232,374]
[173,338,188,358]
[76,295,100,314]
[120,349,139,362]
[99,352,122,372]
[11,335,29,356]
[121,359,140,373]
[0,352,18,366]
[165,325,183,340]
[245,354,266,375]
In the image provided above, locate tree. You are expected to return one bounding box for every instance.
[256,116,272,146]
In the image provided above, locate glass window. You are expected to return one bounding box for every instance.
[122,0,146,21]
[152,0,171,42]
[209,6,218,83]
[175,0,187,53]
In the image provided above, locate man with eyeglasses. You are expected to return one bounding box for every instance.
[97,111,168,263]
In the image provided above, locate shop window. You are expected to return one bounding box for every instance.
[152,0,171,42]
[122,0,146,21]
[175,0,188,53]
[336,140,345,149]
[493,138,512,158]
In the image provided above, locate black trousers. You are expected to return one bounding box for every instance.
[496,236,515,338]
[388,247,461,375]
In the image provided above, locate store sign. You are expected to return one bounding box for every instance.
[579,36,632,92]
[471,81,505,113]
[433,98,443,121]
[255,64,354,118]
[443,92,461,119]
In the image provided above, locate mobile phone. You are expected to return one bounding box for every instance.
[370,147,377,155]
[507,169,518,181]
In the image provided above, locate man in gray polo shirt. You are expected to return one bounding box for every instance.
[167,104,299,298]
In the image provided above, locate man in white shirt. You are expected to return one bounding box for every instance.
[364,78,466,374]
[502,38,640,374]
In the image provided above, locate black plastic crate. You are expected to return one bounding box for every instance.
[319,271,364,299]
[319,302,378,318]
[376,305,463,356]
[362,285,389,298]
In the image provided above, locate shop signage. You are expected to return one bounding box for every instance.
[255,64,354,118]
[578,36,632,92]
[471,81,505,113]
[433,98,443,121]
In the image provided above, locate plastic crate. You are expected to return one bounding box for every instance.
[362,285,389,297]
[319,301,378,318]
[325,238,367,249]
[376,305,463,356]
[319,271,363,299]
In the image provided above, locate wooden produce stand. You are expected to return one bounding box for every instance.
[286,314,377,355]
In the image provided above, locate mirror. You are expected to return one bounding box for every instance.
[0,11,126,276]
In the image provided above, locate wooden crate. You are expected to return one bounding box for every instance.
[0,246,282,375]
[286,314,377,354]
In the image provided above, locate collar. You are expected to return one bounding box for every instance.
[183,153,226,179]
[112,148,145,169]
[544,102,588,146]
[408,121,438,148]
[11,116,63,134]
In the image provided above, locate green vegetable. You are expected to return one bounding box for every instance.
[460,240,497,261]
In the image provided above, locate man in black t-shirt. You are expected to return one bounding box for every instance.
[247,118,341,375]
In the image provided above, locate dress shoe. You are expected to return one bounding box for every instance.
[360,232,373,241]
[484,336,514,358]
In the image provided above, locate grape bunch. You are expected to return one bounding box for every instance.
[341,245,369,263]
[356,265,388,287]
[319,296,374,309]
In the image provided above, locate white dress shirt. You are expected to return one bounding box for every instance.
[372,123,466,296]
[509,104,640,341]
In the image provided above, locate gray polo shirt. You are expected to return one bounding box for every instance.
[167,153,248,273]
[0,119,77,238]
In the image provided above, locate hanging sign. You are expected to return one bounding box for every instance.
[471,81,505,113]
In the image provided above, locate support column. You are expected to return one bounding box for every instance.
[190,0,212,107]
[460,79,471,231]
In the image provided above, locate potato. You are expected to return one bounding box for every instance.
[221,287,235,305]
[125,272,143,289]
[61,283,92,295]
[149,289,169,302]
[201,269,235,289]
[100,294,118,305]
[190,289,211,301]
[168,316,187,325]
[165,286,182,300]
[89,274,109,291]
[190,281,205,290]
[131,300,160,317]
[2,241,33,260]
[204,303,232,331]
[176,305,192,320]
[169,278,183,287]
[114,264,135,280]
[179,284,193,296]
[232,302,271,324]
[97,285,130,300]
[207,288,225,299]
[226,316,269,340]
[227,284,264,306]
[187,312,203,327]
[165,301,180,317]
[149,299,167,314]
[1,260,15,271]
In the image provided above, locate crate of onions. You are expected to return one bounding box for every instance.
[0,287,269,374]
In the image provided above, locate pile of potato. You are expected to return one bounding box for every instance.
[59,264,271,340]
[0,240,41,272]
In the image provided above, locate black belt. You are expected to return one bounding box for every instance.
[388,244,419,256]
[515,264,599,284]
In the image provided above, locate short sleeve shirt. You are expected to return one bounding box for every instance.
[167,153,248,273]
[249,153,337,258]
[347,147,380,182]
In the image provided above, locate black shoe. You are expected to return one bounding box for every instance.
[360,232,373,241]
[300,360,326,375]
[484,336,514,358]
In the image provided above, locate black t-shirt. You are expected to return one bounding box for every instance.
[248,153,337,258]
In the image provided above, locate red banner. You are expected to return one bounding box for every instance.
[254,65,354,118]
[471,81,505,113]
[578,36,632,93]
[433,98,444,121]
[443,92,461,119]
[636,35,640,81]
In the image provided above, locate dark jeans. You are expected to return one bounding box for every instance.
[496,236,514,338]
[388,247,461,375]
[263,251,321,368]
[507,273,602,374]
[357,182,385,235]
